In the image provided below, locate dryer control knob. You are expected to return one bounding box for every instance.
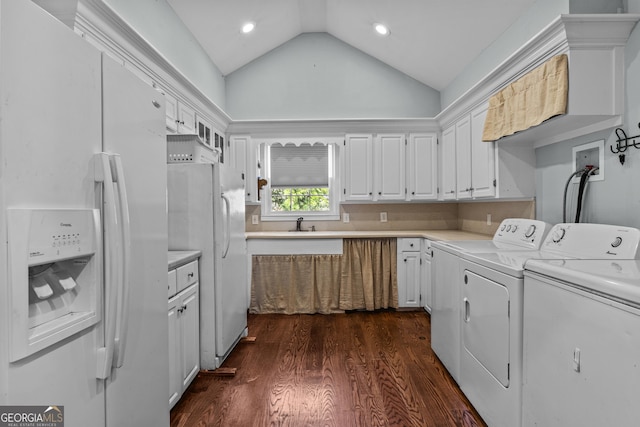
[511,225,518,233]
[525,225,536,238]
[611,236,623,248]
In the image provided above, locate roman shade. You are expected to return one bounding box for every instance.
[270,142,329,188]
[482,54,568,142]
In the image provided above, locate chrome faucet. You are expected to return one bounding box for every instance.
[296,217,304,231]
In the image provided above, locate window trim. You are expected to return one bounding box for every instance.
[259,138,341,221]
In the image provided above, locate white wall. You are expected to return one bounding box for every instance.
[224,33,441,120]
[535,18,640,228]
[102,0,226,110]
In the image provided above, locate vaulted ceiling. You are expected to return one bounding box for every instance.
[166,0,536,91]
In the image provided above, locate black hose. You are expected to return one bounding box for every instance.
[574,170,590,223]
[563,170,585,223]
[577,167,599,223]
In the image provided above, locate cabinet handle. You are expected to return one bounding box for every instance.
[188,272,194,278]
[177,307,183,314]
[182,304,188,311]
[378,191,382,195]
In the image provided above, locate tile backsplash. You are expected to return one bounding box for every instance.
[246,200,535,235]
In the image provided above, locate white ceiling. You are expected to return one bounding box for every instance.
[166,0,536,91]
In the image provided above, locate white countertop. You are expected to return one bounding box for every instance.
[168,250,202,270]
[245,230,491,241]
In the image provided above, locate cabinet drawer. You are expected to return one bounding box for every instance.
[176,260,199,293]
[168,270,177,297]
[399,238,421,252]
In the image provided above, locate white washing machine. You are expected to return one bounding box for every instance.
[458,223,640,427]
[523,257,640,426]
[431,218,551,383]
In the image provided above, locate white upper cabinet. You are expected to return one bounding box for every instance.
[343,134,373,201]
[443,102,497,200]
[440,125,457,200]
[345,132,437,202]
[470,104,496,198]
[165,92,178,133]
[407,133,438,201]
[177,102,196,134]
[455,115,472,199]
[164,91,196,135]
[375,133,405,201]
[230,135,257,202]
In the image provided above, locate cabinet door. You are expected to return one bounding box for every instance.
[168,296,181,408]
[455,115,472,199]
[230,135,255,201]
[180,284,200,390]
[397,242,421,308]
[407,133,438,200]
[470,104,496,198]
[196,114,213,149]
[440,125,457,200]
[375,133,405,200]
[177,102,196,134]
[165,92,178,133]
[344,134,373,200]
[421,248,432,313]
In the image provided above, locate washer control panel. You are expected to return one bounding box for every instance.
[542,223,640,259]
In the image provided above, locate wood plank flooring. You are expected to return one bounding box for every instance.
[170,311,486,427]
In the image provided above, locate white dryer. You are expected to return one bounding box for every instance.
[523,256,640,425]
[430,218,551,383]
[458,223,640,427]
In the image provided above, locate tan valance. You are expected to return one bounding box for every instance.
[482,54,568,142]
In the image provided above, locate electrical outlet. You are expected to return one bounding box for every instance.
[251,214,259,225]
[487,213,492,226]
[380,212,387,222]
[343,213,350,223]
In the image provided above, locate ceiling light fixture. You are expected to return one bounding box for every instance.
[242,22,255,34]
[374,23,389,36]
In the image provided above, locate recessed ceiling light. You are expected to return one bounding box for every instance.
[374,23,389,36]
[242,22,255,34]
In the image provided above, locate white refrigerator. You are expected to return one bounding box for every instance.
[0,2,169,427]
[168,163,248,369]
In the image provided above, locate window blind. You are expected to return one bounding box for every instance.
[270,143,329,188]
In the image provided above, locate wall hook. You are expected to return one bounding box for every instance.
[611,123,640,165]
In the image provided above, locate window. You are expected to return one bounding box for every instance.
[261,140,340,220]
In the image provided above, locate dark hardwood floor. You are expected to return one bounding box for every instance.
[170,311,486,427]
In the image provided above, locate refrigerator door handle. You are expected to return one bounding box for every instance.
[94,153,120,380]
[111,154,131,369]
[221,193,231,258]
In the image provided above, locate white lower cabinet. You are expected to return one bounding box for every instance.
[397,238,421,308]
[168,259,200,409]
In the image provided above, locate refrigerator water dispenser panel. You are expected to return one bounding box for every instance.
[8,208,101,362]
